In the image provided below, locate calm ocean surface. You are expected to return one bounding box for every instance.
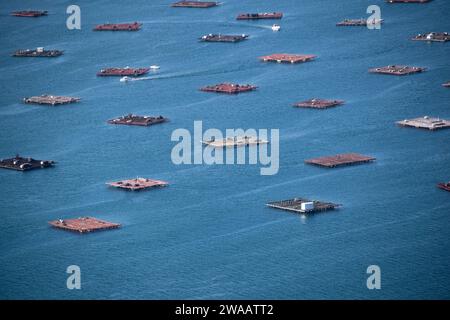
[0,0,449,299]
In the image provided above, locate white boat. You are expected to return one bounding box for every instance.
[150,65,160,70]
[120,76,131,82]
[271,24,281,31]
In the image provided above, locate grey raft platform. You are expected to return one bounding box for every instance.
[13,47,63,57]
[23,95,80,106]
[200,83,257,94]
[49,217,121,234]
[305,153,376,168]
[0,155,55,171]
[386,0,431,3]
[107,178,169,191]
[294,98,344,109]
[171,1,218,8]
[336,19,383,27]
[267,197,341,214]
[412,32,450,42]
[200,34,248,43]
[260,53,316,64]
[369,65,426,76]
[107,114,167,126]
[396,116,450,131]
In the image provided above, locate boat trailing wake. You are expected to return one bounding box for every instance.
[119,66,255,83]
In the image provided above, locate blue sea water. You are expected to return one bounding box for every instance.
[0,0,449,299]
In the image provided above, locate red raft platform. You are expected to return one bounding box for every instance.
[107,178,169,191]
[97,67,150,77]
[260,53,316,64]
[49,217,120,234]
[237,12,283,20]
[171,1,218,8]
[11,10,48,17]
[200,83,257,94]
[305,153,376,168]
[437,182,450,192]
[93,22,141,31]
[294,98,344,109]
[369,65,426,76]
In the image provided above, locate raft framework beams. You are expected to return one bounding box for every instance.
[202,136,268,148]
[171,1,218,8]
[369,65,426,75]
[396,116,450,130]
[200,83,257,94]
[23,95,80,106]
[336,19,383,26]
[305,153,376,168]
[107,115,167,126]
[93,22,142,31]
[412,32,450,42]
[107,178,169,191]
[260,54,316,64]
[49,217,120,233]
[386,0,431,3]
[267,197,341,214]
[294,98,344,109]
[200,34,249,43]
[0,155,55,171]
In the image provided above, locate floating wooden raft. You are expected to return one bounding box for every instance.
[0,155,55,171]
[294,98,344,109]
[267,197,341,214]
[369,65,426,75]
[23,95,80,106]
[107,178,168,191]
[49,217,120,233]
[305,153,376,168]
[396,116,450,131]
[260,53,316,64]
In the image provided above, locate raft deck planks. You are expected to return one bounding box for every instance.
[107,178,169,191]
[305,153,376,168]
[23,95,80,106]
[49,217,120,233]
[260,53,316,64]
[396,116,450,130]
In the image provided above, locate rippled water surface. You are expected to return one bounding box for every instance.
[0,0,449,299]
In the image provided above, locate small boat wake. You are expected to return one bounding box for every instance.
[224,22,280,31]
[120,64,257,83]
[257,24,281,31]
[120,76,152,82]
[120,65,160,82]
